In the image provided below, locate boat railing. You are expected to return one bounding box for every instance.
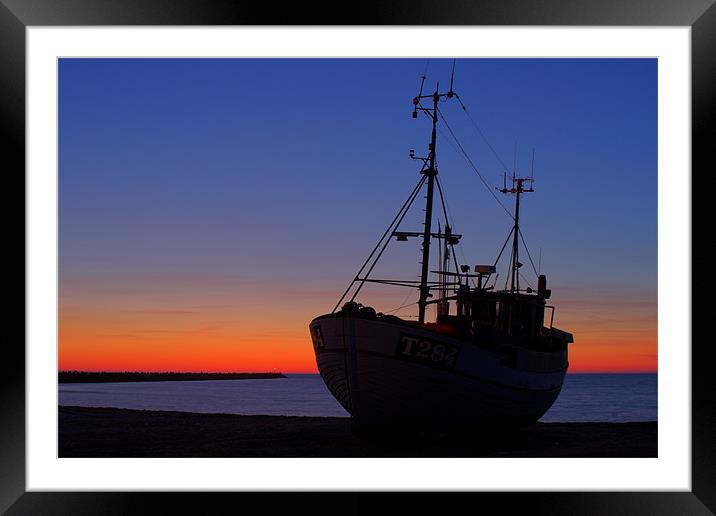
[541,305,556,336]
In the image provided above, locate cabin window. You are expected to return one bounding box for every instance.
[495,301,506,330]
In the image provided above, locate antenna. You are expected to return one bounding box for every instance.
[530,148,535,180]
[412,75,427,118]
[538,247,542,275]
[448,59,456,98]
[513,142,517,179]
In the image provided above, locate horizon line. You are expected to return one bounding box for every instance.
[58,369,657,375]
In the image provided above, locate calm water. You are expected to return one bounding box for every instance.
[58,373,657,422]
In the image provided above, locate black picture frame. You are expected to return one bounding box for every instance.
[5,0,713,513]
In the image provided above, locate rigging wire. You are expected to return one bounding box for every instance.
[347,174,428,305]
[405,94,540,297]
[436,101,544,286]
[503,246,513,291]
[434,106,514,219]
[435,175,476,289]
[434,175,477,288]
[383,300,419,315]
[491,225,515,291]
[453,94,512,174]
[518,271,534,290]
[454,92,544,282]
[331,174,427,312]
[417,105,477,287]
[435,120,490,279]
[518,227,539,277]
[492,226,515,268]
[333,71,548,319]
[434,177,462,274]
[384,272,421,315]
[420,102,523,290]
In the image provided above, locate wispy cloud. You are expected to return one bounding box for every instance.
[137,326,219,335]
[125,310,200,315]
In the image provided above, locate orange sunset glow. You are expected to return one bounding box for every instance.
[58,274,656,373]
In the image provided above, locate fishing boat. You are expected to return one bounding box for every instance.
[309,71,573,434]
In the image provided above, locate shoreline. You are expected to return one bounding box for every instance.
[58,372,287,383]
[59,405,657,458]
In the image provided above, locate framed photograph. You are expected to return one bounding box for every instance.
[6,0,712,513]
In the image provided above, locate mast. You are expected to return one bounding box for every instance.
[331,69,465,316]
[407,74,457,323]
[437,222,452,317]
[510,179,522,293]
[499,175,534,293]
[417,89,439,323]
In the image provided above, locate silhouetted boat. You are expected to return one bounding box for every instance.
[309,72,573,435]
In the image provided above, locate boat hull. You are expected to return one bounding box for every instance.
[310,313,568,429]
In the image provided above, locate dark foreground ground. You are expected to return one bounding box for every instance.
[59,406,657,458]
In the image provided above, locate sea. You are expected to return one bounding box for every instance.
[58,373,657,422]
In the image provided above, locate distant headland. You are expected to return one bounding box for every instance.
[58,371,287,383]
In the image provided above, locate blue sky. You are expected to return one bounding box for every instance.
[58,58,657,372]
